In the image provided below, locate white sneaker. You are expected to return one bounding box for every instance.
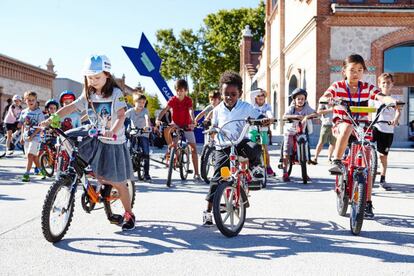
[251,166,264,181]
[6,150,13,156]
[202,211,213,227]
[380,181,392,191]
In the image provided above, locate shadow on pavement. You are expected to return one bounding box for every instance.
[0,194,25,201]
[54,218,414,262]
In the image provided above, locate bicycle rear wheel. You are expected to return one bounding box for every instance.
[370,145,378,186]
[350,173,366,235]
[213,181,247,237]
[41,176,75,243]
[103,180,136,223]
[136,156,145,181]
[40,152,55,177]
[0,135,6,158]
[336,167,349,216]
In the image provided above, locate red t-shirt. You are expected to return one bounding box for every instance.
[168,96,193,127]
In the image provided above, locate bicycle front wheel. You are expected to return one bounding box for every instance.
[166,148,176,187]
[299,143,308,184]
[41,176,75,243]
[200,145,214,184]
[213,181,247,237]
[179,147,190,180]
[350,173,367,235]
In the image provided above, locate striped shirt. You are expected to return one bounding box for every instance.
[325,80,380,124]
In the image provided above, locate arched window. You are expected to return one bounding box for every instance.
[384,43,414,73]
[288,75,298,105]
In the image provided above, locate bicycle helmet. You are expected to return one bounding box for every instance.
[290,88,307,99]
[82,54,111,76]
[59,90,76,105]
[45,99,59,109]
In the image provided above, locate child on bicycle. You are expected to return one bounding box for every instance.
[202,71,272,226]
[59,90,81,131]
[320,54,396,218]
[155,79,201,181]
[45,99,59,118]
[126,93,152,182]
[41,54,135,230]
[250,88,275,176]
[281,88,317,182]
[371,73,401,191]
[4,94,23,156]
[195,90,222,125]
[19,91,47,181]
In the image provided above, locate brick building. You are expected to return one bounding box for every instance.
[240,0,414,143]
[0,54,56,117]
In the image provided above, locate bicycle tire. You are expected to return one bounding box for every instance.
[41,176,75,243]
[137,156,145,181]
[260,153,267,188]
[200,145,214,184]
[350,173,366,235]
[299,143,308,184]
[370,145,378,186]
[166,148,176,187]
[336,167,349,216]
[179,147,190,180]
[213,181,247,237]
[0,135,6,158]
[40,152,54,177]
[103,179,136,222]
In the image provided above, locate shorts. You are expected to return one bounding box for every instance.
[372,127,393,155]
[283,133,294,156]
[183,131,196,144]
[24,140,40,157]
[318,125,336,145]
[5,122,18,132]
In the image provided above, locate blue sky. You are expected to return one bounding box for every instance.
[0,0,260,104]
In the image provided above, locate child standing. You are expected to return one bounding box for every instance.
[19,91,46,181]
[281,88,317,182]
[42,54,135,231]
[4,95,23,156]
[320,54,396,218]
[202,71,271,226]
[59,90,81,131]
[250,88,275,176]
[312,101,336,164]
[155,79,201,181]
[371,73,401,191]
[126,93,152,182]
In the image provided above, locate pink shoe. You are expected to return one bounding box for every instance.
[266,167,275,176]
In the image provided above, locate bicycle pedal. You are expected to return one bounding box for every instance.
[188,170,193,174]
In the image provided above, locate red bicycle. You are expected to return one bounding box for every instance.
[323,100,403,235]
[39,129,70,178]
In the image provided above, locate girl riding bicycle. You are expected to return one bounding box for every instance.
[320,54,396,218]
[281,88,317,182]
[41,54,135,231]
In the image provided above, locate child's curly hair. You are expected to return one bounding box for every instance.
[219,71,243,94]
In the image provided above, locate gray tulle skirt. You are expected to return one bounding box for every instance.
[66,126,133,183]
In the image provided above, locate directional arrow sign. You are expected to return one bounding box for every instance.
[122,33,174,101]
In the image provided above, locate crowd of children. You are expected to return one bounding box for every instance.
[2,52,404,230]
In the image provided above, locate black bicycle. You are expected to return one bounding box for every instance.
[128,127,151,181]
[41,122,135,243]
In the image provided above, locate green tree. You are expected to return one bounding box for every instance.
[155,1,265,108]
[144,92,161,119]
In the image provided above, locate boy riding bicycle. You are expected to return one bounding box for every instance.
[155,79,201,181]
[202,71,272,226]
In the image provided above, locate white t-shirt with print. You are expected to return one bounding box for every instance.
[73,88,127,144]
[370,95,401,134]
